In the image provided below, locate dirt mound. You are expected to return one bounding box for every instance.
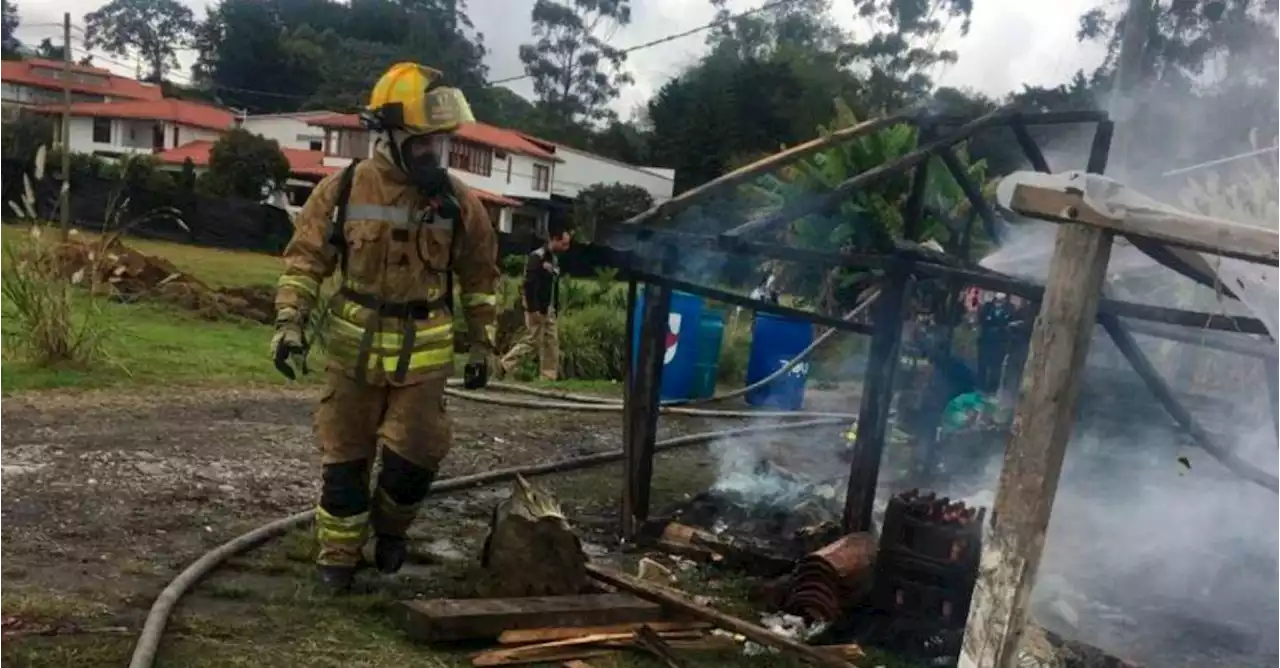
[55,239,275,324]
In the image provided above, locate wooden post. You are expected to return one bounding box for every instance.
[622,281,670,540]
[59,11,72,240]
[620,277,639,539]
[1267,364,1279,434]
[958,222,1115,668]
[843,152,928,531]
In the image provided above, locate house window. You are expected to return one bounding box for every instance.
[92,117,112,144]
[309,140,323,151]
[448,139,492,176]
[172,126,179,147]
[532,164,551,192]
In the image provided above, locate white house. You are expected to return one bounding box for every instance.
[35,98,234,158]
[519,138,676,204]
[1,58,162,114]
[239,110,334,152]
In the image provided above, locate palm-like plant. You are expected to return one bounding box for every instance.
[742,98,995,313]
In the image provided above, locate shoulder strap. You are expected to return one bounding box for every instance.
[328,159,361,274]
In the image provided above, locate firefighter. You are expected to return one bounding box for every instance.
[270,62,499,591]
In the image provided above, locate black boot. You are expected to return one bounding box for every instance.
[374,534,408,574]
[316,564,357,593]
[371,450,437,575]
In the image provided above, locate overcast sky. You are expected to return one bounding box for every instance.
[15,0,1108,115]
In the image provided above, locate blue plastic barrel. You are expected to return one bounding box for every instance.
[690,308,725,399]
[744,313,814,410]
[632,289,703,402]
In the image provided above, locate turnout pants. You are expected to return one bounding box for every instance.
[500,309,560,381]
[312,370,452,568]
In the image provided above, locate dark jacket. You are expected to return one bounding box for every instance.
[522,245,560,314]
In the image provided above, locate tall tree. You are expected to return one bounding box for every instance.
[846,0,975,110]
[84,0,197,82]
[518,0,634,127]
[34,37,64,60]
[2,0,20,60]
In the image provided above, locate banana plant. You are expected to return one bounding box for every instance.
[741,97,996,312]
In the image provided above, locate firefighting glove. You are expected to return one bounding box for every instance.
[271,308,309,381]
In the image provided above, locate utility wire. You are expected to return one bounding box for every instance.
[485,0,806,86]
[72,0,808,101]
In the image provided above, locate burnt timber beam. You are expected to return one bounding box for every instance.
[1099,314,1279,493]
[843,148,930,531]
[624,268,874,336]
[1010,116,1051,172]
[609,231,1270,336]
[620,277,639,539]
[959,218,1116,668]
[938,146,1001,243]
[927,109,1108,128]
[1119,313,1276,359]
[720,107,1012,242]
[623,281,670,541]
[1268,364,1280,434]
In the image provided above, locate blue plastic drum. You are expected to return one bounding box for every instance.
[744,312,814,410]
[631,289,703,402]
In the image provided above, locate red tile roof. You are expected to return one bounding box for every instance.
[305,114,558,161]
[33,99,236,132]
[455,122,558,161]
[155,140,524,204]
[2,58,163,102]
[471,188,521,208]
[154,140,339,179]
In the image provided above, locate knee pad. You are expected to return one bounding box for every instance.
[378,448,436,506]
[321,459,371,517]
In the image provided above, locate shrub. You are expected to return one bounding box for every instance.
[556,303,627,380]
[203,129,291,200]
[1,147,109,367]
[716,314,752,385]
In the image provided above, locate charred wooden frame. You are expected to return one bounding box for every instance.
[610,106,1275,541]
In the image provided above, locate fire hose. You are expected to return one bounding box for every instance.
[127,417,847,668]
[129,294,880,666]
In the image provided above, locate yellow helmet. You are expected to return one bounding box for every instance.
[362,62,475,134]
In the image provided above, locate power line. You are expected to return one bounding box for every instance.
[485,0,805,86]
[59,0,808,106]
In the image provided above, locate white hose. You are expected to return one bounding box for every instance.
[127,417,845,668]
[455,288,880,410]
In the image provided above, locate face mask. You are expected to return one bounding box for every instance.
[389,131,452,197]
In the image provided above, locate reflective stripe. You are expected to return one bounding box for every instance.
[461,292,496,307]
[377,345,453,373]
[277,274,319,301]
[327,315,453,350]
[483,324,497,342]
[346,204,455,231]
[315,508,368,545]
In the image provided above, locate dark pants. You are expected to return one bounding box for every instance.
[976,341,1007,393]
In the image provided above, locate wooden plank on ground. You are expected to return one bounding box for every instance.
[499,621,710,644]
[397,594,664,642]
[586,564,853,668]
[958,221,1115,668]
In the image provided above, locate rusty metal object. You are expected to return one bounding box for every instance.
[781,533,877,623]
